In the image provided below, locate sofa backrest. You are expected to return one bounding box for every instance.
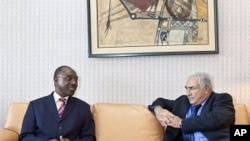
[2,102,250,138]
[91,103,164,141]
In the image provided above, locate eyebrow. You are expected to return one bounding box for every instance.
[185,86,193,89]
[184,86,199,90]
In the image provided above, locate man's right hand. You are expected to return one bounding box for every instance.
[154,106,169,127]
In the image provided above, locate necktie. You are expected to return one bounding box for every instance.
[190,104,201,117]
[58,98,66,118]
[183,104,201,141]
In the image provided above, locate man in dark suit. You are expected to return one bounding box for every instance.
[19,66,95,141]
[148,72,235,141]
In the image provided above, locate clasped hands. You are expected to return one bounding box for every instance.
[154,106,182,129]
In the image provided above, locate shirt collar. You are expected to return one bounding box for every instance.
[53,91,68,102]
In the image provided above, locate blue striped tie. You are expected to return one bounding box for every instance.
[183,105,201,141]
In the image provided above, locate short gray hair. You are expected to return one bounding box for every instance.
[192,72,213,90]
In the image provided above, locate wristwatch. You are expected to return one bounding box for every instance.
[179,119,182,128]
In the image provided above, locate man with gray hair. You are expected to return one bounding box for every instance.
[149,72,235,141]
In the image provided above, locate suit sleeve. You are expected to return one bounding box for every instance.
[148,97,175,113]
[75,104,96,141]
[19,102,45,141]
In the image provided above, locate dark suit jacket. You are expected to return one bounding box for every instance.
[19,92,95,141]
[149,92,235,141]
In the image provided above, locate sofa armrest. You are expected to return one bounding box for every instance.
[234,103,250,124]
[0,128,19,141]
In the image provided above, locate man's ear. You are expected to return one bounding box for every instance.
[54,77,59,84]
[204,86,210,94]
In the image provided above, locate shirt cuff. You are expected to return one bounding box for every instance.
[148,105,156,112]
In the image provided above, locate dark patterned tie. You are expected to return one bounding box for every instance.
[58,98,66,118]
[183,104,201,141]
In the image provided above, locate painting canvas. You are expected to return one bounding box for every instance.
[88,0,218,57]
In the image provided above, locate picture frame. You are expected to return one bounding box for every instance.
[87,0,218,58]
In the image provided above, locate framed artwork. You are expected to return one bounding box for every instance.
[87,0,218,58]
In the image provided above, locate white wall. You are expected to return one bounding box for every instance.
[1,0,250,127]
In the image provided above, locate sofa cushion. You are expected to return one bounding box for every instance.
[91,103,164,141]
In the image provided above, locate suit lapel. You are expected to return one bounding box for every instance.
[179,97,191,118]
[199,92,214,115]
[45,93,60,120]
